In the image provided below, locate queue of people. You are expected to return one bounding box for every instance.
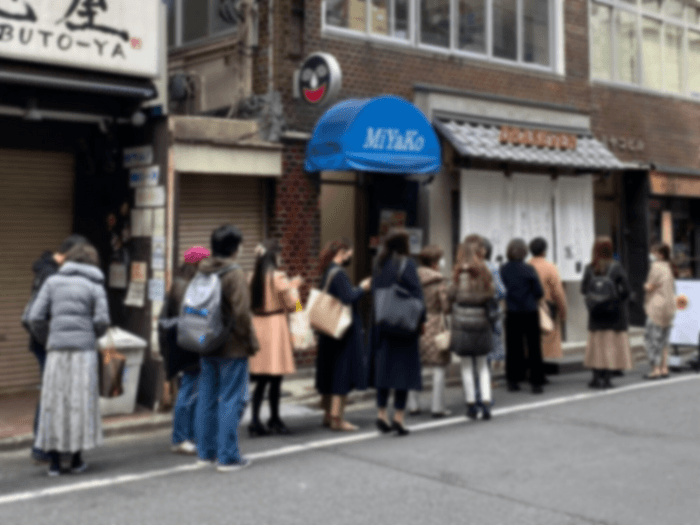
[23,223,678,476]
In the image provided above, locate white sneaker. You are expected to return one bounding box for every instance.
[196,458,216,467]
[216,458,252,473]
[171,441,197,455]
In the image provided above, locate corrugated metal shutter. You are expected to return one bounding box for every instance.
[0,149,74,395]
[178,174,265,274]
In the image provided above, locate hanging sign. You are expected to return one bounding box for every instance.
[135,186,166,208]
[123,145,154,168]
[499,126,578,150]
[297,52,342,105]
[152,236,165,271]
[0,1,160,78]
[129,165,160,188]
[108,262,127,289]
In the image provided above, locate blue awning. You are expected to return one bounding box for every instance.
[305,96,441,174]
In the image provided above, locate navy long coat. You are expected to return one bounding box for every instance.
[314,263,369,395]
[368,256,425,392]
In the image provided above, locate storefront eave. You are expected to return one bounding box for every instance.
[449,155,629,176]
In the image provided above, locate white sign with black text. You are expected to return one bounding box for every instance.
[0,0,160,78]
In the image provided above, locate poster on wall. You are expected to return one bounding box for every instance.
[131,209,154,237]
[152,236,166,271]
[135,186,166,208]
[124,282,146,308]
[555,176,595,281]
[153,208,166,237]
[405,228,423,255]
[130,262,148,283]
[108,263,127,289]
[669,281,700,346]
[378,210,407,238]
[148,279,165,302]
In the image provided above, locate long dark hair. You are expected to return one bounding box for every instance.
[318,238,351,277]
[377,229,410,268]
[250,239,282,311]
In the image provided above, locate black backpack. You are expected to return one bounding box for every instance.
[585,263,620,315]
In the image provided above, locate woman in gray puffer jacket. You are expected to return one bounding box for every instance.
[28,243,110,476]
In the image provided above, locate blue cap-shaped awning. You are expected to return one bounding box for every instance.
[305,96,441,174]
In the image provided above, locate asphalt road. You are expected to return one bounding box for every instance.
[1,368,699,525]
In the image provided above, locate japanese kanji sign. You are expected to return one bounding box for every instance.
[0,0,160,78]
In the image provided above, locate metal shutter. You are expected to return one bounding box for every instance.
[0,149,74,395]
[178,174,265,273]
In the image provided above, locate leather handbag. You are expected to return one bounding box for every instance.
[539,300,555,335]
[307,267,352,339]
[374,257,426,336]
[434,313,451,352]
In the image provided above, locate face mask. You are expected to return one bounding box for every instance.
[438,258,446,270]
[649,253,657,263]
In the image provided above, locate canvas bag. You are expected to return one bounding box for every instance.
[434,313,451,352]
[374,257,425,336]
[177,264,239,354]
[98,329,126,398]
[585,263,620,315]
[539,300,554,335]
[307,267,352,339]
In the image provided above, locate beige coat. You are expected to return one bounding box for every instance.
[417,266,451,367]
[644,261,676,328]
[530,257,568,360]
[249,271,298,376]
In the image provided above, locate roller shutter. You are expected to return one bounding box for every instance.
[0,149,74,395]
[178,174,265,274]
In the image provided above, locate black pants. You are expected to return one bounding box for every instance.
[505,311,544,386]
[377,389,408,410]
[30,339,47,444]
[251,375,283,423]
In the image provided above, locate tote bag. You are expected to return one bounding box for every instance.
[539,300,554,335]
[307,267,352,339]
[374,257,425,336]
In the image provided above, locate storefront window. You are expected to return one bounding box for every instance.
[523,0,549,65]
[459,0,486,54]
[421,0,451,48]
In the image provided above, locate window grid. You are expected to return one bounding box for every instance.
[168,0,240,49]
[322,0,557,72]
[592,0,700,98]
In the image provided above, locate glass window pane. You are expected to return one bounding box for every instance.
[686,5,700,25]
[326,0,365,32]
[493,0,517,60]
[615,9,639,83]
[420,0,451,47]
[212,0,237,34]
[664,25,683,93]
[371,0,389,35]
[395,0,409,39]
[665,0,684,19]
[688,30,700,96]
[590,2,613,80]
[641,0,661,13]
[182,0,208,43]
[458,0,486,54]
[167,2,175,47]
[523,0,549,65]
[641,17,662,90]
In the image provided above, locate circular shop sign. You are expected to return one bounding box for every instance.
[298,52,342,105]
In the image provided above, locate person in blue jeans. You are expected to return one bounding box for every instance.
[194,225,260,473]
[23,234,89,464]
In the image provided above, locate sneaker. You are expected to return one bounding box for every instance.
[48,465,62,477]
[70,462,88,474]
[171,441,197,455]
[216,458,251,473]
[32,448,51,465]
[196,458,216,467]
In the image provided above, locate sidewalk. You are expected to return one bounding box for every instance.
[1,340,695,453]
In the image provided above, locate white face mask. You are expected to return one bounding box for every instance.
[649,253,657,263]
[439,258,446,270]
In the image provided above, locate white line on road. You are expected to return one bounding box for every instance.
[1,373,698,506]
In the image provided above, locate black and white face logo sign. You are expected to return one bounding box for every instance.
[298,52,342,105]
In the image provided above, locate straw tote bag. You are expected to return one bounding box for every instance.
[307,267,352,339]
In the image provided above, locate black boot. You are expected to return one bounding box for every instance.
[70,451,88,473]
[48,451,61,477]
[588,370,603,389]
[248,419,270,437]
[267,418,291,435]
[466,403,479,420]
[602,370,614,389]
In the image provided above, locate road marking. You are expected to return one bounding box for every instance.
[1,373,697,506]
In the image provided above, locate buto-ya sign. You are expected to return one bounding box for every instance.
[499,125,578,150]
[362,127,426,152]
[0,0,160,78]
[297,52,342,105]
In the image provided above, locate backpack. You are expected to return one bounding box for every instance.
[176,264,239,355]
[585,263,620,316]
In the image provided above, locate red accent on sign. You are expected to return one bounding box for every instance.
[303,85,327,103]
[130,38,142,50]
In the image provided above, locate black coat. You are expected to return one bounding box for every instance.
[315,263,368,395]
[499,261,544,313]
[368,256,425,391]
[23,252,60,344]
[581,262,630,332]
[159,276,200,380]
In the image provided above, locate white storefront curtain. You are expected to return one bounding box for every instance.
[511,173,555,261]
[554,175,595,281]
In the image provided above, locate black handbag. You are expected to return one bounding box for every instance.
[373,257,425,336]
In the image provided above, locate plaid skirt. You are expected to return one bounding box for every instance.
[34,349,103,453]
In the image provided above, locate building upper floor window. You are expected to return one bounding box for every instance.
[590,0,700,99]
[167,0,240,48]
[323,0,556,70]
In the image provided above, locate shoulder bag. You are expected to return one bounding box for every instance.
[374,257,426,336]
[307,267,352,339]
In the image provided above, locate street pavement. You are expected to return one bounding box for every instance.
[1,367,699,525]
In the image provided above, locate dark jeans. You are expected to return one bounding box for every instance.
[29,338,47,441]
[505,311,544,386]
[377,389,408,410]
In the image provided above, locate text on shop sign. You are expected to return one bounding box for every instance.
[499,126,577,150]
[362,127,426,152]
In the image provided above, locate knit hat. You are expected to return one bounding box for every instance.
[184,246,211,264]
